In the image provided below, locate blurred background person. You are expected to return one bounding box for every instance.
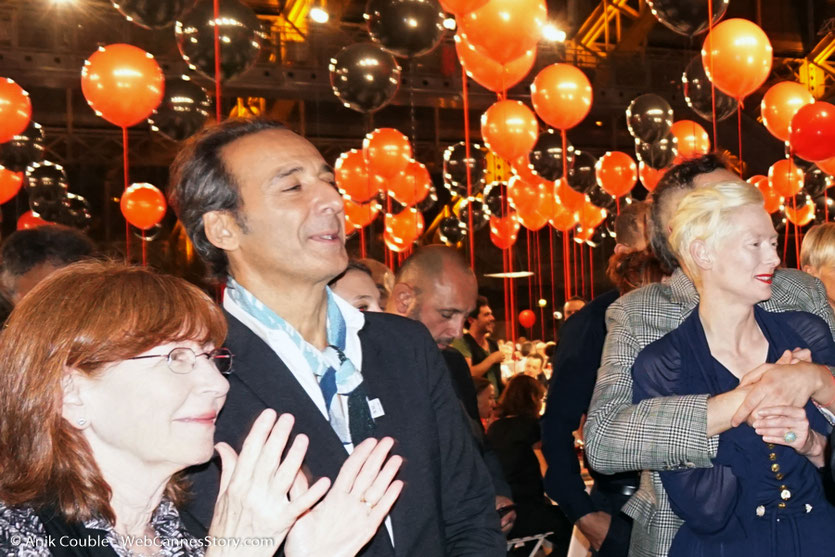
[455,295,505,395]
[563,296,588,321]
[475,376,498,430]
[801,222,835,313]
[329,260,382,312]
[359,257,395,309]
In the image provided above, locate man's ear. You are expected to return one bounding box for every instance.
[390,282,416,316]
[61,371,89,430]
[690,239,712,270]
[203,211,242,252]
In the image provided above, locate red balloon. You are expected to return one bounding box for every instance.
[384,209,424,252]
[785,202,815,226]
[769,158,804,198]
[389,160,431,206]
[81,44,164,128]
[17,210,49,230]
[512,155,547,186]
[549,202,576,231]
[596,152,637,198]
[335,150,384,203]
[508,176,547,215]
[578,201,607,230]
[671,120,711,160]
[344,216,358,237]
[574,225,596,243]
[789,102,835,162]
[531,64,592,130]
[639,162,666,192]
[363,128,412,179]
[481,100,538,162]
[750,176,782,214]
[120,182,167,230]
[557,179,585,213]
[439,0,488,15]
[0,79,32,144]
[490,213,521,249]
[818,157,835,176]
[344,198,381,228]
[455,34,537,93]
[518,309,536,328]
[458,0,547,65]
[761,82,814,142]
[701,19,773,99]
[0,167,24,205]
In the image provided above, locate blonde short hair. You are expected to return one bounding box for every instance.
[801,223,835,269]
[668,181,765,282]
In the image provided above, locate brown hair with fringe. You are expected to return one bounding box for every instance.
[0,260,227,524]
[496,374,545,419]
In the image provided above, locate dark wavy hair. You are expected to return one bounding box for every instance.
[496,374,545,419]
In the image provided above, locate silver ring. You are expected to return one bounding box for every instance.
[784,431,797,443]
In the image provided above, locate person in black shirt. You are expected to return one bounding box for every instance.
[459,296,505,395]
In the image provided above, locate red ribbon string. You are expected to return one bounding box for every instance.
[213,0,222,123]
[792,196,800,269]
[573,233,579,295]
[549,227,557,337]
[359,227,367,259]
[580,242,586,298]
[141,231,147,266]
[509,245,517,343]
[707,0,718,146]
[536,231,545,340]
[737,102,744,170]
[589,245,595,299]
[122,126,130,263]
[783,219,790,261]
[462,66,475,270]
[526,229,534,310]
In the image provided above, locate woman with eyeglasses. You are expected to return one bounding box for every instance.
[0,261,402,556]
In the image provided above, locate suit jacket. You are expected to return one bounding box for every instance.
[182,310,504,557]
[583,268,835,557]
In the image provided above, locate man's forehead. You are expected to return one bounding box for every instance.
[221,128,324,168]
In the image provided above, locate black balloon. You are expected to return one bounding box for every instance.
[132,223,164,241]
[805,167,833,198]
[626,94,673,143]
[330,43,402,114]
[635,134,677,170]
[443,142,487,196]
[417,186,438,212]
[26,162,68,219]
[587,185,617,211]
[0,121,44,172]
[439,216,467,244]
[365,0,445,58]
[149,77,211,141]
[529,131,574,181]
[114,0,195,29]
[682,55,737,122]
[482,181,510,217]
[176,0,264,82]
[647,0,729,36]
[53,193,93,230]
[567,150,597,195]
[459,197,489,230]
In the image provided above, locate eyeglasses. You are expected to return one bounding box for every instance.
[128,347,233,375]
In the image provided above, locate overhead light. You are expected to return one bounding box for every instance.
[542,23,566,43]
[553,311,564,320]
[537,298,547,307]
[484,271,534,279]
[310,2,329,24]
[443,17,457,31]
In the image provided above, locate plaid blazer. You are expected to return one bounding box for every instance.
[583,267,835,557]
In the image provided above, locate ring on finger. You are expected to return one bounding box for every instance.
[784,430,797,443]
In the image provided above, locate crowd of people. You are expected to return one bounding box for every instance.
[0,118,834,557]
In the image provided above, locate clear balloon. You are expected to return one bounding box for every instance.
[646,0,729,36]
[113,0,195,29]
[439,216,468,244]
[682,55,737,122]
[0,121,44,172]
[626,94,673,143]
[804,166,833,198]
[529,131,574,181]
[417,186,439,212]
[587,185,617,210]
[25,161,68,220]
[330,43,402,114]
[635,134,677,170]
[566,150,598,194]
[483,181,510,216]
[458,197,489,230]
[443,142,488,196]
[365,0,445,58]
[53,193,93,230]
[148,77,211,142]
[175,0,264,82]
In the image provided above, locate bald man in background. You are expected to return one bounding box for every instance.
[387,245,517,534]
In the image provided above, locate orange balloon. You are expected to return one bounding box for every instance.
[671,120,711,159]
[0,167,24,205]
[596,152,637,198]
[518,309,536,328]
[574,225,596,243]
[458,0,547,65]
[335,150,384,203]
[769,158,804,198]
[752,177,782,214]
[761,82,814,142]
[481,100,538,162]
[549,200,577,232]
[785,202,815,226]
[389,160,431,206]
[490,213,521,249]
[344,215,358,237]
[344,198,381,228]
[639,162,666,192]
[455,34,537,93]
[439,0,488,15]
[81,44,164,128]
[0,79,32,144]
[818,157,835,176]
[701,19,773,99]
[121,182,167,230]
[531,64,592,130]
[578,201,607,229]
[557,179,586,213]
[17,210,49,230]
[384,209,425,252]
[508,175,547,215]
[363,128,412,179]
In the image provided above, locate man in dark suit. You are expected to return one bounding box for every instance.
[168,119,504,556]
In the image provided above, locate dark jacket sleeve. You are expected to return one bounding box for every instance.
[421,331,506,556]
[632,342,741,535]
[541,299,609,523]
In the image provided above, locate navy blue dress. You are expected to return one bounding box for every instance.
[632,306,835,557]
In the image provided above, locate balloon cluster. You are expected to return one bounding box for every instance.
[21,161,93,231]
